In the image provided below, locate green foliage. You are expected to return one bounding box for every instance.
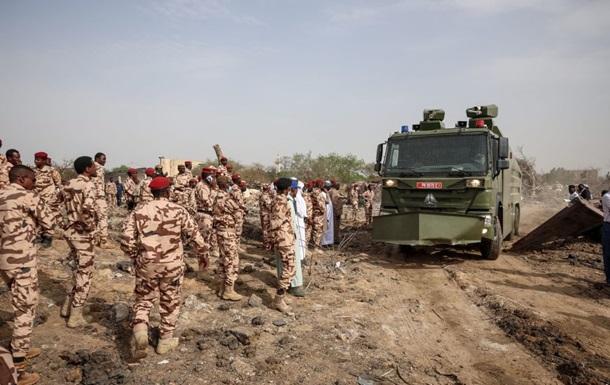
[276,152,375,184]
[111,165,130,173]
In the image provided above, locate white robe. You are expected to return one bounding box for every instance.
[321,191,334,245]
[295,184,307,260]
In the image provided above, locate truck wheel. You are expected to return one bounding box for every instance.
[513,206,520,236]
[480,219,501,260]
[399,245,413,256]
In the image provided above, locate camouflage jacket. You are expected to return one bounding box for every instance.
[194,181,216,212]
[362,190,374,204]
[0,161,11,189]
[34,165,62,199]
[0,183,55,269]
[124,177,138,201]
[106,181,117,196]
[230,187,247,218]
[217,165,228,176]
[258,191,272,216]
[62,174,98,237]
[269,193,296,247]
[138,176,153,204]
[212,189,241,230]
[329,188,346,216]
[93,161,105,198]
[174,172,190,190]
[121,198,206,275]
[310,187,326,216]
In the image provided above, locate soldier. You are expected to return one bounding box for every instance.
[61,156,99,328]
[226,164,234,175]
[267,178,297,312]
[1,149,21,189]
[213,176,243,301]
[217,156,228,176]
[0,142,7,189]
[121,177,207,356]
[330,181,347,243]
[362,184,375,225]
[92,153,114,249]
[0,347,18,385]
[173,164,190,204]
[193,167,218,279]
[259,184,273,248]
[230,174,248,248]
[0,165,55,385]
[106,177,118,209]
[124,168,139,210]
[308,179,326,248]
[350,183,360,221]
[32,152,63,230]
[302,182,313,244]
[184,161,193,178]
[138,168,155,205]
[154,164,166,178]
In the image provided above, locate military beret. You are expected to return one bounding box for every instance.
[128,168,138,175]
[149,177,170,190]
[34,152,48,158]
[189,178,197,184]
[231,174,240,180]
[238,181,246,187]
[276,178,292,191]
[185,161,192,165]
[217,176,232,184]
[201,167,214,174]
[220,157,227,161]
[145,168,155,176]
[226,164,233,170]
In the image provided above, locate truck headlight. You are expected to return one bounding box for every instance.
[385,179,398,188]
[466,179,483,188]
[481,214,492,226]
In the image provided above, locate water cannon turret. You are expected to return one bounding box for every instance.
[417,108,446,130]
[466,104,502,136]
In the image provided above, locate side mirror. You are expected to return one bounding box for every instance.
[374,163,381,172]
[498,137,509,159]
[375,143,384,173]
[497,159,510,170]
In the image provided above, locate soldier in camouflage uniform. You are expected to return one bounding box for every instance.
[350,183,360,221]
[217,157,229,176]
[33,152,63,230]
[362,184,375,225]
[1,165,55,385]
[121,177,207,356]
[106,177,117,209]
[268,178,297,312]
[230,174,248,248]
[258,184,273,248]
[0,141,7,189]
[308,179,326,248]
[61,157,99,328]
[138,168,155,205]
[0,148,21,190]
[0,347,19,385]
[302,182,313,244]
[124,168,139,210]
[184,161,193,179]
[330,181,347,243]
[93,153,114,249]
[213,176,243,301]
[193,168,217,279]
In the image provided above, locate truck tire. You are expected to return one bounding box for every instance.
[480,219,501,260]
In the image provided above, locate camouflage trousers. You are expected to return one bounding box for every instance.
[260,212,270,245]
[309,212,324,247]
[1,267,38,359]
[94,197,109,239]
[364,202,373,225]
[194,212,213,270]
[275,244,296,290]
[0,347,18,385]
[217,229,239,285]
[132,268,184,339]
[305,218,312,247]
[334,215,341,242]
[235,216,244,248]
[66,235,96,307]
[106,195,117,210]
[40,192,63,229]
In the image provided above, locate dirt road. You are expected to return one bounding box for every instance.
[1,202,609,384]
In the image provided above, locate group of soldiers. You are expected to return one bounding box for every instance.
[0,142,376,385]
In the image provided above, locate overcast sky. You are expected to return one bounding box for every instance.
[1,0,609,174]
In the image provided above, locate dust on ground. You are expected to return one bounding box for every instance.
[1,199,609,385]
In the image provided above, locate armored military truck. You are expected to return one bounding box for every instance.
[372,105,522,260]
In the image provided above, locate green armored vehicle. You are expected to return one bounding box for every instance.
[372,105,522,260]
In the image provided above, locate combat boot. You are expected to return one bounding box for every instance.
[215,275,225,298]
[14,359,40,385]
[222,284,243,301]
[25,347,41,360]
[60,295,72,317]
[198,270,215,283]
[156,337,179,355]
[98,237,116,249]
[67,306,91,328]
[133,324,148,357]
[272,291,290,313]
[288,286,306,297]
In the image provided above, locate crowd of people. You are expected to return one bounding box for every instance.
[0,143,377,385]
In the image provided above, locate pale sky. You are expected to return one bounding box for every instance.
[1,0,609,174]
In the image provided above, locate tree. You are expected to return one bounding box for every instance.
[111,165,130,173]
[52,159,76,181]
[515,146,542,197]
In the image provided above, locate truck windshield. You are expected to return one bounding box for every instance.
[384,133,489,176]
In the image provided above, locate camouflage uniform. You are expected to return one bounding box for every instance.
[217,165,228,176]
[258,189,273,246]
[124,177,138,208]
[173,172,190,204]
[0,183,54,359]
[93,161,109,241]
[194,181,216,269]
[213,189,242,286]
[303,190,312,244]
[138,176,154,205]
[230,187,247,247]
[330,188,346,241]
[350,185,359,221]
[309,187,326,247]
[62,175,98,308]
[0,154,8,189]
[269,193,296,290]
[33,164,62,226]
[0,347,18,385]
[362,189,374,225]
[105,180,117,209]
[121,198,206,339]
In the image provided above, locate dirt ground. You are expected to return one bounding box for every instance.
[1,198,610,385]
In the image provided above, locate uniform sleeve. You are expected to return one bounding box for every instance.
[30,194,55,236]
[82,183,98,231]
[52,169,62,188]
[120,210,139,259]
[181,210,208,255]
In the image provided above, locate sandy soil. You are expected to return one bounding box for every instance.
[1,200,609,385]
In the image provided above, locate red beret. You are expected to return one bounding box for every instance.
[226,164,233,170]
[189,178,197,183]
[128,168,138,175]
[215,170,223,176]
[201,167,214,174]
[185,161,192,165]
[197,176,202,181]
[231,174,240,180]
[145,168,155,176]
[34,152,48,158]
[220,157,227,161]
[149,177,170,190]
[238,181,246,187]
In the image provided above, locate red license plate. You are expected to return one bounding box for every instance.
[417,182,442,189]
